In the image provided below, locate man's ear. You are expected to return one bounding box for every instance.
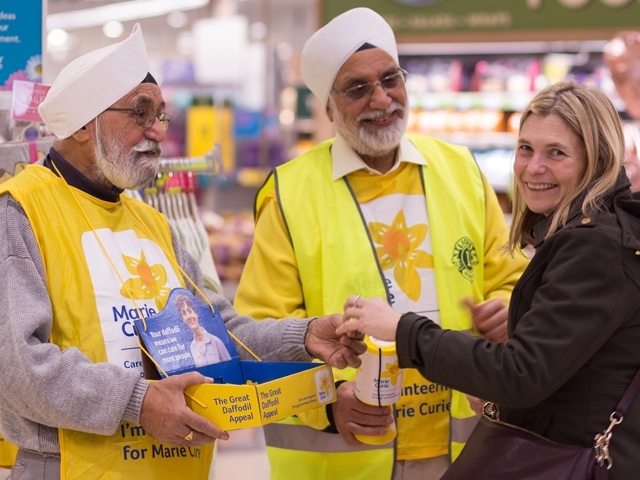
[326,103,334,123]
[70,124,92,143]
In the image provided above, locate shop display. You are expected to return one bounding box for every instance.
[143,169,223,295]
[206,210,254,288]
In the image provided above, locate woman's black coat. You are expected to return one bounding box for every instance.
[397,171,640,479]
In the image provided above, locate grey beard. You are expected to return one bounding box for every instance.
[330,98,407,158]
[94,117,161,190]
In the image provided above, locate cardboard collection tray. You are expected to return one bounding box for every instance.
[136,288,335,430]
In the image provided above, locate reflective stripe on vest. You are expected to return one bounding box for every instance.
[264,421,388,453]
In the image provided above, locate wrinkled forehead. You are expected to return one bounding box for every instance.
[112,83,165,110]
[333,48,399,87]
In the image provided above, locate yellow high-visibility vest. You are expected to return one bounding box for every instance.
[258,134,488,479]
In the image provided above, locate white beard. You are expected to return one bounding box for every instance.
[94,117,162,190]
[329,97,408,158]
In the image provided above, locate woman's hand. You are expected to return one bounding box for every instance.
[336,295,401,342]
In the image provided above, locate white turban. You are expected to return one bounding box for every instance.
[38,23,149,139]
[301,8,398,107]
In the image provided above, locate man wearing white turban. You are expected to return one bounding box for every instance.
[0,23,366,480]
[235,7,529,480]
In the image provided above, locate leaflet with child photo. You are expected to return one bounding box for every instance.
[135,288,236,375]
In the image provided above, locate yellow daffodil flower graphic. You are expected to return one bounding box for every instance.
[120,251,171,311]
[370,210,433,301]
[380,360,401,386]
[320,374,332,398]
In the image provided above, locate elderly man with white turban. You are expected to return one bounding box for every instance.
[234,7,529,480]
[0,24,367,480]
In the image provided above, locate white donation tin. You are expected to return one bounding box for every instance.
[355,335,403,407]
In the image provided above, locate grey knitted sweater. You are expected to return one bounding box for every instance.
[0,193,314,455]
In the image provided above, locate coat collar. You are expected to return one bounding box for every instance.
[533,168,640,251]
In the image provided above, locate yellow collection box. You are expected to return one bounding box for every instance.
[136,288,336,430]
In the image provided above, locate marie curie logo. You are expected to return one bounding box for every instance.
[316,369,335,404]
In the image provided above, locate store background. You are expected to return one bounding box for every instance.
[1,0,640,478]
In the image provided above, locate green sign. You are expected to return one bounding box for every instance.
[321,0,640,35]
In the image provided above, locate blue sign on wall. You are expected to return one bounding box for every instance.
[0,0,43,90]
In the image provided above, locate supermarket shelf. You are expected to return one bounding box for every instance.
[409,91,534,112]
[398,40,609,56]
[428,131,517,151]
[408,90,626,114]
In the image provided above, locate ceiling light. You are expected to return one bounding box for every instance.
[248,22,267,41]
[276,42,293,61]
[167,11,189,29]
[47,0,210,31]
[47,29,69,47]
[176,31,194,56]
[103,21,124,38]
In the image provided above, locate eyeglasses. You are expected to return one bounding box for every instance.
[331,69,408,102]
[105,107,170,131]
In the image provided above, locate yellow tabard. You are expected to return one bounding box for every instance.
[0,435,18,469]
[1,165,213,479]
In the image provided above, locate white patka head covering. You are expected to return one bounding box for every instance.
[39,23,149,139]
[301,8,398,107]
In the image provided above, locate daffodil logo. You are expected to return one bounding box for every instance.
[451,237,478,282]
[320,374,332,398]
[370,210,433,301]
[380,360,401,386]
[315,368,335,403]
[120,251,171,311]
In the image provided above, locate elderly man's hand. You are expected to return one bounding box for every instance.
[305,314,366,368]
[461,297,509,343]
[332,382,394,446]
[139,372,229,446]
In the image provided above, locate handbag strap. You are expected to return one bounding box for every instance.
[614,366,640,417]
[593,365,640,473]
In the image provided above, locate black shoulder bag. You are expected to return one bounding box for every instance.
[441,368,640,480]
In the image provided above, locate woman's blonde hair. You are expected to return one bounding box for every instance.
[508,81,625,251]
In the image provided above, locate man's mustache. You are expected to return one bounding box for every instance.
[133,139,162,156]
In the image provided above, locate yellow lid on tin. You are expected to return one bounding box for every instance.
[366,336,397,356]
